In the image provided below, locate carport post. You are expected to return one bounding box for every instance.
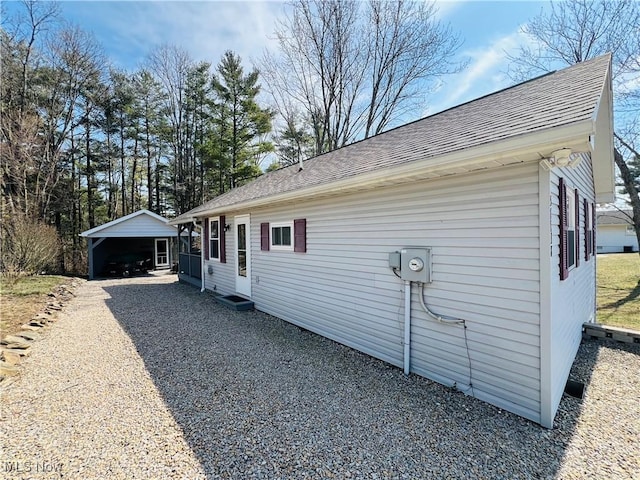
[88,238,94,280]
[87,237,106,280]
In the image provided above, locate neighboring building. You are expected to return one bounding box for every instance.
[596,210,638,253]
[171,55,614,428]
[81,209,180,279]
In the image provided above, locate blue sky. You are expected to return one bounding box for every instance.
[3,0,547,115]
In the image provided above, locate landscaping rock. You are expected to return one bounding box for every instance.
[1,340,31,351]
[2,335,34,345]
[1,346,31,356]
[14,331,40,341]
[1,350,23,365]
[21,323,44,331]
[0,361,20,377]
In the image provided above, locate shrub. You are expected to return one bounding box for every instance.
[1,215,61,278]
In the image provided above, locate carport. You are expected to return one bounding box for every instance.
[80,209,180,280]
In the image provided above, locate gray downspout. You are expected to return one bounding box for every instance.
[404,280,411,375]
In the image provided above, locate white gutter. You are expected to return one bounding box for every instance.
[190,120,594,220]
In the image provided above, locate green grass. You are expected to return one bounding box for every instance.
[597,253,640,331]
[0,275,69,339]
[1,275,68,296]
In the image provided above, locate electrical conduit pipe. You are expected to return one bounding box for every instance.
[404,280,411,375]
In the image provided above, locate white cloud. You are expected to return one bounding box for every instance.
[433,0,465,20]
[72,1,286,70]
[425,27,531,115]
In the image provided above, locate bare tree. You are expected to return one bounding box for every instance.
[9,0,60,115]
[146,45,193,213]
[0,1,59,218]
[38,25,105,220]
[261,0,463,155]
[508,0,640,255]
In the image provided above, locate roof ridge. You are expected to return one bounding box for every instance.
[271,54,612,168]
[171,53,612,222]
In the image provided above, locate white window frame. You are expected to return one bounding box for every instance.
[209,217,220,261]
[270,221,294,251]
[586,202,593,258]
[626,225,635,236]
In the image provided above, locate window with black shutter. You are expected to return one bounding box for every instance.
[559,178,569,280]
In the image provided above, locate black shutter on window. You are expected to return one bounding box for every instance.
[203,218,209,261]
[220,215,226,263]
[583,198,589,260]
[591,202,596,256]
[559,178,568,280]
[575,189,580,268]
[261,223,269,251]
[294,219,306,253]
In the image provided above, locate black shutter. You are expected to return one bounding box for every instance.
[583,198,589,260]
[261,223,269,251]
[294,219,306,253]
[220,215,226,263]
[575,189,580,268]
[203,218,210,261]
[591,202,596,257]
[559,178,568,280]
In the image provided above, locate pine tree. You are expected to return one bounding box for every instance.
[209,51,273,192]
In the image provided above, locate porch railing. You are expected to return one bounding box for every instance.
[178,252,201,280]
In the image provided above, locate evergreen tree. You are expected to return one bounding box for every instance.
[209,51,273,192]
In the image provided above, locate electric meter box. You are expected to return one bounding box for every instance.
[400,248,432,283]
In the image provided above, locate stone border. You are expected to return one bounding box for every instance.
[583,322,640,344]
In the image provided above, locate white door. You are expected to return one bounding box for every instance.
[155,238,169,267]
[235,215,251,297]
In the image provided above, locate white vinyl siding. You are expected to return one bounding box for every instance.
[546,154,597,423]
[203,219,235,294]
[90,214,178,238]
[202,162,541,423]
[597,226,639,253]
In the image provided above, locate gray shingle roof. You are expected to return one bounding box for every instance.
[597,210,633,225]
[174,54,611,221]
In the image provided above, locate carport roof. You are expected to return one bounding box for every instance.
[80,209,179,238]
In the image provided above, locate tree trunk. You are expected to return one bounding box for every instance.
[70,127,78,249]
[145,116,153,211]
[131,135,138,212]
[120,112,126,216]
[86,110,95,229]
[613,138,640,257]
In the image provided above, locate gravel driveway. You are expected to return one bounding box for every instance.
[1,273,639,479]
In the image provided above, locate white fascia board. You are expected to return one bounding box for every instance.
[195,121,594,218]
[591,63,616,204]
[167,212,201,226]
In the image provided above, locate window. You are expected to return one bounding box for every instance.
[261,219,306,252]
[626,225,635,236]
[559,179,580,280]
[209,218,220,260]
[270,222,294,250]
[584,200,594,259]
[567,190,576,269]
